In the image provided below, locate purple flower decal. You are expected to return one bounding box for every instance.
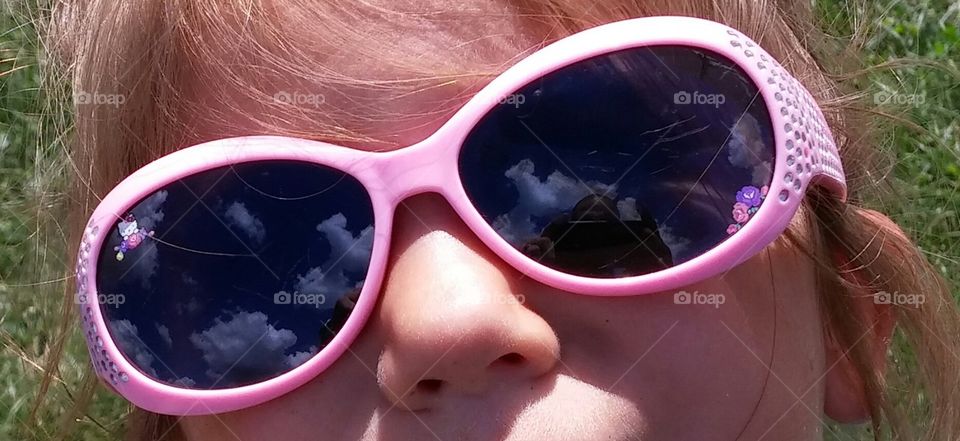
[726,183,770,235]
[736,185,763,207]
[732,203,750,223]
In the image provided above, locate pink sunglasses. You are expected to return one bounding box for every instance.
[75,16,846,415]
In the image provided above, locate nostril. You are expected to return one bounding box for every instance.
[415,379,444,394]
[491,352,526,367]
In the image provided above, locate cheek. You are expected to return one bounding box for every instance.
[524,279,773,440]
[521,243,823,439]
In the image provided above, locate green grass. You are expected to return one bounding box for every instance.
[852,0,959,289]
[1,2,130,440]
[0,0,958,440]
[816,1,959,439]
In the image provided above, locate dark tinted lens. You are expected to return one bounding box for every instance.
[460,46,775,278]
[96,161,374,389]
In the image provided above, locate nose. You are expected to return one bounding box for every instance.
[374,194,560,411]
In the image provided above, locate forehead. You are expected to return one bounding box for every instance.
[181,1,548,150]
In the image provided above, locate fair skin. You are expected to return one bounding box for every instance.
[169,3,878,439]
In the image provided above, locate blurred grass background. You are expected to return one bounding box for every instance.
[0,0,957,440]
[815,1,959,439]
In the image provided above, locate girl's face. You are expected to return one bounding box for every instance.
[173,4,849,440]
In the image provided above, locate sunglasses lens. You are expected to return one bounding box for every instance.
[95,160,374,389]
[460,46,775,278]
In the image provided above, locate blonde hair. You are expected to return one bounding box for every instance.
[24,0,960,440]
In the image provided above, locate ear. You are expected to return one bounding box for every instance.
[823,209,899,423]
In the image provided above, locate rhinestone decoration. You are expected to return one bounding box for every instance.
[727,23,844,201]
[77,220,129,386]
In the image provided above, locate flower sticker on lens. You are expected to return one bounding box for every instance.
[114,213,155,261]
[727,185,768,235]
[736,186,763,207]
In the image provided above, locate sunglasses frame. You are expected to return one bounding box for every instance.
[75,16,846,415]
